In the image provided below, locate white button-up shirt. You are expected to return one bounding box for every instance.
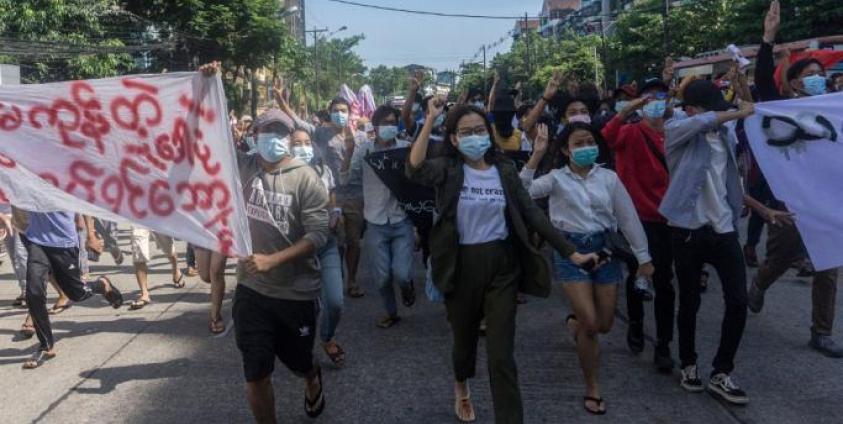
[520,165,651,264]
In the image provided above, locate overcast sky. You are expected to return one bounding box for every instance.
[305,0,540,72]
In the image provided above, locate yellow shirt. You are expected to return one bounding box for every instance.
[493,127,522,152]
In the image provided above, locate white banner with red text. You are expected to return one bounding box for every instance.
[744,92,843,271]
[0,72,251,257]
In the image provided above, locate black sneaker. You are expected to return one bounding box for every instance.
[627,320,644,354]
[708,373,749,405]
[654,345,674,374]
[680,365,704,392]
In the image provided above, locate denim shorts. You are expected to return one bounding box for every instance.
[553,232,623,285]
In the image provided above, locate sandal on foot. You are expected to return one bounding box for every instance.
[304,367,325,418]
[129,299,151,310]
[49,303,72,315]
[187,267,199,277]
[20,324,35,339]
[346,286,365,298]
[583,396,607,415]
[209,317,226,334]
[323,342,346,368]
[377,315,401,329]
[94,276,124,308]
[454,386,476,422]
[23,349,56,369]
[400,281,416,307]
[173,273,186,289]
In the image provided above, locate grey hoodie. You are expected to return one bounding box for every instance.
[236,153,329,301]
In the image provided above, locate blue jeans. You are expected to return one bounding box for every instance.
[365,219,415,316]
[319,237,344,342]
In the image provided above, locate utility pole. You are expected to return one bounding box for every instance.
[482,45,488,100]
[524,13,531,77]
[305,27,328,110]
[662,0,671,55]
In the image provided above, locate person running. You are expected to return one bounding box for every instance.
[660,78,756,405]
[128,226,184,309]
[747,0,843,358]
[343,104,416,328]
[278,87,368,299]
[211,68,330,421]
[601,77,676,371]
[408,99,597,423]
[521,121,654,415]
[6,210,123,369]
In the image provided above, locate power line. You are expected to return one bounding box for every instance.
[325,0,540,20]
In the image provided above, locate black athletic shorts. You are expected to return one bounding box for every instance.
[233,284,320,382]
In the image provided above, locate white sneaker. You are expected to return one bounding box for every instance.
[708,373,749,405]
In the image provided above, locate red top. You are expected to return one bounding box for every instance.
[601,114,669,224]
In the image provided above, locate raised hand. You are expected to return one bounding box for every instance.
[662,57,675,83]
[427,96,445,120]
[198,61,221,77]
[543,71,563,100]
[534,123,549,154]
[763,0,780,43]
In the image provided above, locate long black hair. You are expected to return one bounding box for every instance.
[442,105,501,164]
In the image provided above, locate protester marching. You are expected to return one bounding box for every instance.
[1,0,843,423]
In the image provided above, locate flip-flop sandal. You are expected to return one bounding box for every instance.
[129,299,151,310]
[20,324,35,339]
[49,303,72,315]
[304,367,325,418]
[377,315,401,329]
[454,386,476,422]
[173,273,186,288]
[23,350,56,370]
[400,282,416,307]
[583,396,607,415]
[94,276,124,308]
[209,317,226,334]
[347,286,365,298]
[323,342,346,368]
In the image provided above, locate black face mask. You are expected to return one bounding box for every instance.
[493,111,516,138]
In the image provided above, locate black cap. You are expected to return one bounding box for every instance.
[683,79,734,112]
[639,78,669,95]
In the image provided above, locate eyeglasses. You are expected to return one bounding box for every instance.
[456,125,488,138]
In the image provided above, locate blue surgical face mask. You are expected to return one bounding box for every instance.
[433,114,445,128]
[412,103,420,113]
[457,134,491,161]
[614,100,629,113]
[292,145,314,163]
[256,133,290,163]
[802,74,828,96]
[472,101,485,110]
[377,125,398,140]
[244,135,256,152]
[643,100,667,119]
[331,111,348,127]
[571,145,599,167]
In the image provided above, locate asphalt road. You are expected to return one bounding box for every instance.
[0,226,841,423]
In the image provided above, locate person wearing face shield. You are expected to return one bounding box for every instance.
[408,99,596,423]
[341,105,416,329]
[601,77,677,370]
[748,0,843,360]
[219,88,331,419]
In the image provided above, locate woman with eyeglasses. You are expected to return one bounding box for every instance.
[407,99,598,424]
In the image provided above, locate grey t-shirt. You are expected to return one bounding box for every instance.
[236,153,330,301]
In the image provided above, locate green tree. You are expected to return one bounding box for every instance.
[0,0,136,82]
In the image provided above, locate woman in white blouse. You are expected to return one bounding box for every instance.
[520,121,655,415]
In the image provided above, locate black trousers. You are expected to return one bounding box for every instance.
[625,222,676,347]
[24,237,92,350]
[671,226,747,375]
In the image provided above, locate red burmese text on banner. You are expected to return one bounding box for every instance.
[0,72,251,257]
